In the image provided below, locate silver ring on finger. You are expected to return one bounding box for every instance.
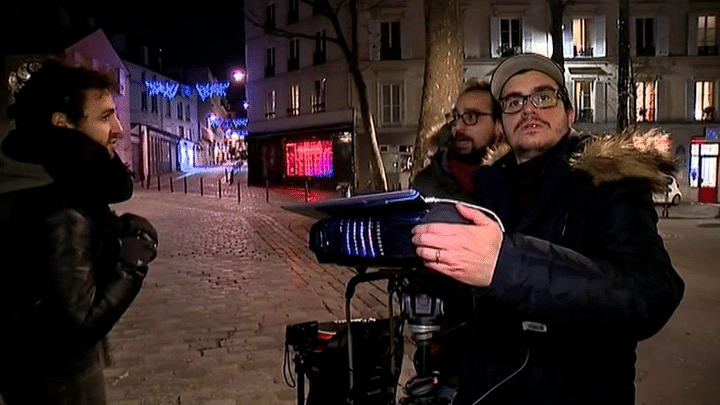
[435,249,441,264]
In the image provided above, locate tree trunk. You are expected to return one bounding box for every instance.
[351,66,388,191]
[617,0,631,132]
[548,0,567,68]
[410,0,463,184]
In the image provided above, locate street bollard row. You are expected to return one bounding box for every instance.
[141,174,272,204]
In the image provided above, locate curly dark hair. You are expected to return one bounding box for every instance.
[8,58,117,130]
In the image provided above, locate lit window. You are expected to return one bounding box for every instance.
[288,85,300,116]
[574,80,593,123]
[695,81,715,122]
[312,78,326,113]
[698,15,718,55]
[573,18,593,57]
[636,18,655,56]
[266,90,276,119]
[499,18,521,56]
[285,140,333,178]
[381,84,402,125]
[636,81,656,123]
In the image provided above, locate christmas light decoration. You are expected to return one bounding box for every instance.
[145,79,179,98]
[143,80,230,101]
[196,82,230,101]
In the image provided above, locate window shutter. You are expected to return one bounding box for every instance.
[401,17,412,59]
[369,20,381,61]
[490,17,501,57]
[563,16,573,58]
[657,15,669,56]
[593,15,606,57]
[688,13,698,56]
[522,17,533,53]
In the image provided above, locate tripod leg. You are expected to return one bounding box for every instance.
[296,355,305,405]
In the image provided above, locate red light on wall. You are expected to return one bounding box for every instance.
[285,139,333,177]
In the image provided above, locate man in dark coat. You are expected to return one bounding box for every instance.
[411,80,500,202]
[411,53,684,404]
[0,59,158,404]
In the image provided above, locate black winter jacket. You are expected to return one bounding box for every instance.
[411,148,472,202]
[451,130,685,405]
[0,126,146,376]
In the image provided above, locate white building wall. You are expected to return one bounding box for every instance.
[245,0,720,197]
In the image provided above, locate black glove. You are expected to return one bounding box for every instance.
[117,213,158,268]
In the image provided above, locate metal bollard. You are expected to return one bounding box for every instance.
[156,172,161,191]
[184,177,188,194]
[218,178,222,198]
[237,182,241,204]
[265,180,270,203]
[200,177,204,196]
[305,181,309,202]
[169,177,174,193]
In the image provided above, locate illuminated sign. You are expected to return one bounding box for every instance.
[285,140,333,178]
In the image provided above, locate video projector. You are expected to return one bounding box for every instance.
[283,189,500,269]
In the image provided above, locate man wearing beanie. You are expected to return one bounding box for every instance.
[411,53,684,404]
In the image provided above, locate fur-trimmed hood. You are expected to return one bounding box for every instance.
[482,128,676,193]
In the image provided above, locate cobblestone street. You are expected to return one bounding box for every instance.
[105,181,403,405]
[11,171,716,405]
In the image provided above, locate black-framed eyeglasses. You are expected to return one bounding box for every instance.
[499,89,561,114]
[445,110,493,126]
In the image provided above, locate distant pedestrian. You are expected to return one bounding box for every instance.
[0,59,158,405]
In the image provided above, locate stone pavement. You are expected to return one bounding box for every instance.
[104,181,413,405]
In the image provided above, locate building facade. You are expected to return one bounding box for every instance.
[244,0,720,202]
[124,60,203,181]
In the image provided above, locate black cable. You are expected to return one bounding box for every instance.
[283,343,297,388]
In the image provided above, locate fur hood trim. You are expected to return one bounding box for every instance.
[481,128,676,192]
[570,128,676,192]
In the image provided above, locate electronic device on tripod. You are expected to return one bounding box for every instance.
[282,189,503,405]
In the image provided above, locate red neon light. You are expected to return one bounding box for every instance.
[285,140,333,177]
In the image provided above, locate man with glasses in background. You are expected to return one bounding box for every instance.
[411,53,684,404]
[411,80,500,201]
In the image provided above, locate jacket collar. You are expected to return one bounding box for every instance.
[2,126,133,203]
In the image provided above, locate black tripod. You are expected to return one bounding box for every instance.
[284,269,455,405]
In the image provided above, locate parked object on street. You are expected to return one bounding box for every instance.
[653,174,682,205]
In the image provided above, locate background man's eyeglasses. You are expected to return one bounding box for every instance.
[499,89,561,114]
[445,110,492,126]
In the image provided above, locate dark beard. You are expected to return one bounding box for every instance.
[449,146,489,165]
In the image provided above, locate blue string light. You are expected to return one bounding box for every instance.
[196,82,230,101]
[143,80,230,101]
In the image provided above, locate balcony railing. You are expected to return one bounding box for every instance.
[380,47,402,60]
[264,65,275,78]
[637,45,655,56]
[699,45,719,56]
[313,51,326,65]
[574,46,594,57]
[288,58,299,71]
[577,108,594,123]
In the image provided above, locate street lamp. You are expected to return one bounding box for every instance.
[232,69,245,82]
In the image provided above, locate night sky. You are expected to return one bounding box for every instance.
[82,2,246,81]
